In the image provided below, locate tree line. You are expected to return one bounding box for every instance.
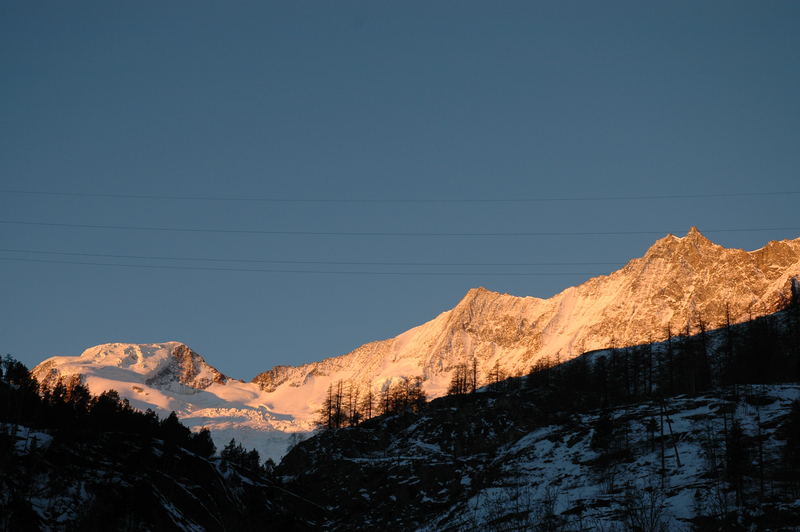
[317,376,427,430]
[455,295,800,415]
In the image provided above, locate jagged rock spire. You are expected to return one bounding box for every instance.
[684,226,714,246]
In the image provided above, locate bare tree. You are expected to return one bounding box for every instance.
[317,380,346,429]
[470,357,479,393]
[487,360,507,391]
[360,386,375,421]
[448,364,470,395]
[619,485,670,532]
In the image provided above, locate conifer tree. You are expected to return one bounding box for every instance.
[190,427,216,458]
[487,360,507,391]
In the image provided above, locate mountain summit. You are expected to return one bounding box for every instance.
[34,342,227,393]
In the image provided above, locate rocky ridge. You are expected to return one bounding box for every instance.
[253,228,800,400]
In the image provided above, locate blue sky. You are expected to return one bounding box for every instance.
[2,1,799,378]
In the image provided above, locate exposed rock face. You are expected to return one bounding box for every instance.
[254,365,294,393]
[145,343,227,390]
[253,229,800,403]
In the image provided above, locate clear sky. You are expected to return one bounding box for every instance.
[2,1,799,379]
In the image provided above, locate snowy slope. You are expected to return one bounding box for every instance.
[280,382,800,530]
[437,386,800,530]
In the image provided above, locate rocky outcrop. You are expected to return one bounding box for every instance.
[145,343,227,390]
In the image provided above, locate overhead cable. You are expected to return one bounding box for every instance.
[0,248,622,267]
[2,188,799,203]
[0,256,602,277]
[1,219,799,237]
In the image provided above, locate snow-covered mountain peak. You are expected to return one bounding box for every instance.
[78,341,182,370]
[643,226,720,261]
[32,342,308,461]
[682,225,715,245]
[34,341,227,392]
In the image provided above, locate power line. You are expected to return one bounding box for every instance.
[0,248,622,267]
[2,219,799,237]
[0,256,602,277]
[2,188,800,203]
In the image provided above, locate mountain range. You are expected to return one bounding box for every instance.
[31,228,800,459]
